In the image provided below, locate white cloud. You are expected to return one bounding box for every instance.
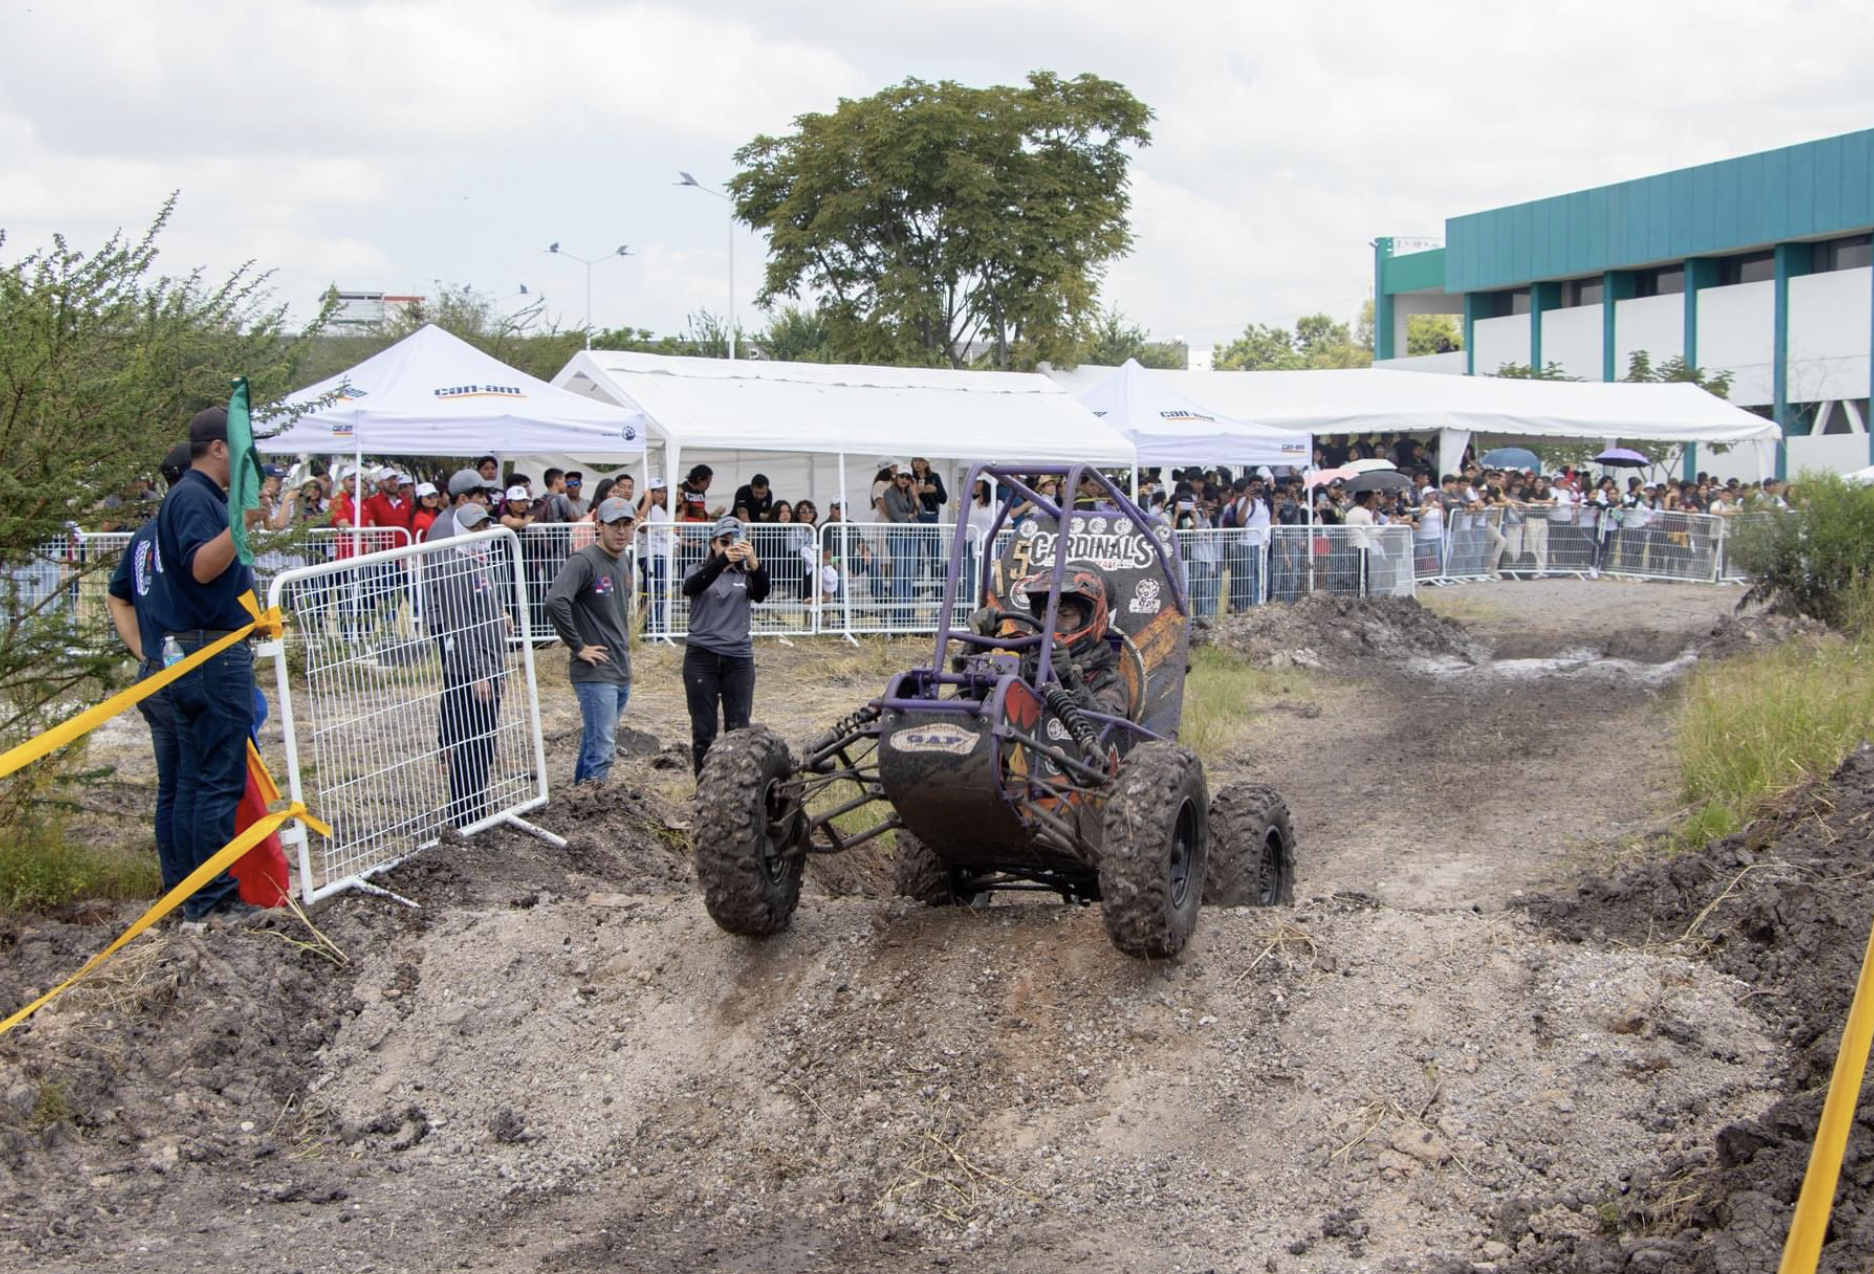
[2,0,1871,348]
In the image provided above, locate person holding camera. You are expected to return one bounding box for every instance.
[680,515,769,775]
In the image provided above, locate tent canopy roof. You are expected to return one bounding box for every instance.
[257,324,647,457]
[553,350,1137,466]
[1076,359,1313,466]
[1081,366,1780,446]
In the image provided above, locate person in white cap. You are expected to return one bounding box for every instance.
[411,481,443,541]
[633,477,673,634]
[546,497,637,785]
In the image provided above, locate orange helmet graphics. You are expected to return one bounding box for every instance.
[1021,568,1110,655]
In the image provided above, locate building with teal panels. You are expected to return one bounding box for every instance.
[1374,128,1874,475]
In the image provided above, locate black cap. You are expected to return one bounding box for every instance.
[160,443,192,487]
[188,407,229,445]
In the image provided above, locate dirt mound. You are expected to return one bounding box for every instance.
[1698,609,1830,663]
[1505,745,1874,1272]
[1198,595,1484,670]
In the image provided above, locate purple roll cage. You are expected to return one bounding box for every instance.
[873,462,1189,750]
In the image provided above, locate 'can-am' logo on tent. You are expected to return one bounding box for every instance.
[433,384,524,400]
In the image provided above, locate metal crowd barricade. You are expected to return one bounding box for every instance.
[263,527,559,905]
[1716,511,1781,583]
[1599,510,1725,583]
[817,520,964,637]
[1264,525,1415,599]
[743,520,822,639]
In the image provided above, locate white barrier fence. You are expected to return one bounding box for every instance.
[264,527,558,904]
[14,510,1787,666]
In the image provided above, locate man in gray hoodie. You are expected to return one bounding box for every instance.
[432,504,511,827]
[545,497,636,784]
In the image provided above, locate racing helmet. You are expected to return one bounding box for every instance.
[1022,568,1110,656]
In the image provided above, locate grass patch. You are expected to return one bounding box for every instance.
[1181,646,1313,768]
[1675,633,1874,849]
[0,825,162,913]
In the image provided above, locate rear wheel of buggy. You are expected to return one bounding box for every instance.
[694,727,805,936]
[893,831,991,908]
[1097,742,1208,959]
[1204,782,1296,907]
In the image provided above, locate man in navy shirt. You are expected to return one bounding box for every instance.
[148,408,259,922]
[106,443,191,893]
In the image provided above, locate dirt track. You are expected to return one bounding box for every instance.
[3,578,1850,1273]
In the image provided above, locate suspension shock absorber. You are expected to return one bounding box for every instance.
[1041,682,1103,765]
[806,703,881,772]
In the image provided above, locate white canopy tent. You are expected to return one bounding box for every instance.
[1049,365,1776,479]
[550,351,1135,521]
[257,323,648,466]
[1076,359,1313,470]
[1076,366,1781,479]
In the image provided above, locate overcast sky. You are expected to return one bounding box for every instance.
[4,0,1870,351]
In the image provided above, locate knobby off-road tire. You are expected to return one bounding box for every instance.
[694,727,805,936]
[1097,741,1209,959]
[1204,782,1297,907]
[893,831,991,907]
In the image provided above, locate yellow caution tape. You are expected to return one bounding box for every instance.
[0,594,281,781]
[1777,913,1874,1273]
[0,801,333,1039]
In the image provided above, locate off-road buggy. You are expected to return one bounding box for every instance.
[693,463,1297,958]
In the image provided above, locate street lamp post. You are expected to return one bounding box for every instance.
[546,243,630,349]
[677,172,735,360]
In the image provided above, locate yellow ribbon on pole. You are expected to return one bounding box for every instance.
[0,595,282,782]
[1776,913,1874,1273]
[0,801,332,1039]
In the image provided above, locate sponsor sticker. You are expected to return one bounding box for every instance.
[1127,577,1163,615]
[889,722,981,756]
[434,384,524,400]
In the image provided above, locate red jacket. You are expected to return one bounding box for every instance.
[363,492,414,532]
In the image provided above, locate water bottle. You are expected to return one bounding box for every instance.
[161,636,183,669]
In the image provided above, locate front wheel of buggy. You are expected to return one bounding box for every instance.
[1098,742,1208,959]
[694,727,805,936]
[893,831,991,908]
[1204,782,1296,907]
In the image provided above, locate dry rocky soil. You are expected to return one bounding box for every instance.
[0,579,1866,1273]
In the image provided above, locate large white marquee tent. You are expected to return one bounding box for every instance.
[550,351,1135,519]
[1053,364,1781,478]
[1076,359,1312,468]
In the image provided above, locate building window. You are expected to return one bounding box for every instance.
[1563,278,1603,307]
[1633,266,1685,297]
[1478,288,1531,319]
[1716,251,1775,285]
[1812,234,1873,273]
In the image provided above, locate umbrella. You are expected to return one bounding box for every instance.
[1345,457,1397,473]
[1345,470,1413,494]
[1479,447,1541,472]
[1594,447,1650,468]
[1304,466,1358,489]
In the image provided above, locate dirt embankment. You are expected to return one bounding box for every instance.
[0,581,1847,1274]
[1498,745,1874,1274]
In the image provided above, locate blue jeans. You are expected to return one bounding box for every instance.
[1227,544,1262,611]
[135,660,184,890]
[641,556,668,636]
[573,680,631,785]
[167,640,253,919]
[887,529,918,609]
[1188,561,1220,618]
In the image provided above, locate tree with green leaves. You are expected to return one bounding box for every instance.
[730,72,1153,371]
[1622,350,1733,398]
[1,200,324,882]
[1077,308,1186,369]
[1493,360,1580,381]
[1213,311,1371,371]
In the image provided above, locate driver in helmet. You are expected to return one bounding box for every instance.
[1018,568,1129,717]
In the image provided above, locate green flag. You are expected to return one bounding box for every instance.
[226,377,265,566]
